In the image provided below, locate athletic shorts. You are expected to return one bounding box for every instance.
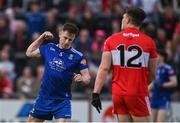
[112,95,152,117]
[151,99,170,109]
[29,96,71,120]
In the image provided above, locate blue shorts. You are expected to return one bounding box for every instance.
[30,96,71,120]
[151,99,170,109]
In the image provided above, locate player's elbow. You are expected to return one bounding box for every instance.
[26,50,31,57]
[99,65,109,72]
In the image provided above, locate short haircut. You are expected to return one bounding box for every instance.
[158,49,167,59]
[62,23,79,36]
[125,6,146,27]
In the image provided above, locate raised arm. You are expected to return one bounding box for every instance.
[26,31,53,57]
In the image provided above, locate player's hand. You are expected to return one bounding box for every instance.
[91,93,102,113]
[42,31,54,40]
[73,73,82,82]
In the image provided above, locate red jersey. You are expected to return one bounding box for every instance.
[104,27,157,96]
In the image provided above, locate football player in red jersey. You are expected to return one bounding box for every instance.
[91,6,158,122]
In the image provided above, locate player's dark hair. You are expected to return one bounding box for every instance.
[125,6,146,27]
[62,23,79,36]
[157,49,168,61]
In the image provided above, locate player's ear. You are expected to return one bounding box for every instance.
[59,30,62,38]
[126,15,131,25]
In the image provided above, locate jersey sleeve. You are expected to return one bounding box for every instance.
[167,66,176,77]
[78,56,88,70]
[39,43,50,58]
[103,37,111,52]
[149,39,157,58]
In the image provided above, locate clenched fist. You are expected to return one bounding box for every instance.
[73,73,82,82]
[42,31,54,40]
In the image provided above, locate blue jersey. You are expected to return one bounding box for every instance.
[38,43,88,99]
[151,64,176,101]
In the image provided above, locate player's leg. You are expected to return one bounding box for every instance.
[27,115,44,122]
[54,99,71,122]
[125,96,152,122]
[116,114,132,122]
[156,109,168,122]
[151,108,158,122]
[28,97,53,122]
[150,99,158,122]
[56,118,71,123]
[131,115,151,122]
[155,100,170,122]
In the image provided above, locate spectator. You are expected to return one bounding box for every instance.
[0,68,13,99]
[73,29,92,58]
[32,65,44,97]
[90,29,106,66]
[16,66,35,99]
[12,20,30,52]
[0,44,16,83]
[26,1,45,36]
[45,9,57,36]
[160,6,177,39]
[0,15,10,45]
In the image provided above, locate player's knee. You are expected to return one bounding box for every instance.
[27,115,44,122]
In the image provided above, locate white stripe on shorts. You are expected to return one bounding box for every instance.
[145,96,152,115]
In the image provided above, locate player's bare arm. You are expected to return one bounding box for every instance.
[26,31,54,57]
[148,81,154,92]
[148,58,158,84]
[73,69,91,84]
[93,52,111,94]
[91,51,111,113]
[162,76,177,88]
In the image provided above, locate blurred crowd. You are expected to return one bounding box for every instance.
[0,0,180,100]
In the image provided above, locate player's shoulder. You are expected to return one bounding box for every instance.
[140,31,154,42]
[105,32,122,42]
[70,47,83,57]
[45,42,56,47]
[164,64,173,70]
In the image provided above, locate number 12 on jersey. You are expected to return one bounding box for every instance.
[117,45,143,68]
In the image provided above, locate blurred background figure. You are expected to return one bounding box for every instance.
[26,1,45,37]
[0,68,14,99]
[0,44,16,84]
[149,50,177,122]
[32,65,44,97]
[16,66,35,99]
[0,0,179,121]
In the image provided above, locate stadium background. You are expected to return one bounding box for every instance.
[0,0,180,122]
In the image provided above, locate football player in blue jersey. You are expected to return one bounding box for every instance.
[148,49,177,122]
[26,23,91,122]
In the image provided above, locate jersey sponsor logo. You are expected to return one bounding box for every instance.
[59,52,63,56]
[49,57,66,72]
[123,32,139,37]
[68,54,74,60]
[111,44,149,68]
[50,47,55,51]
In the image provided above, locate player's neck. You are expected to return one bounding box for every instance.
[158,62,165,67]
[126,24,140,30]
[58,44,71,50]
